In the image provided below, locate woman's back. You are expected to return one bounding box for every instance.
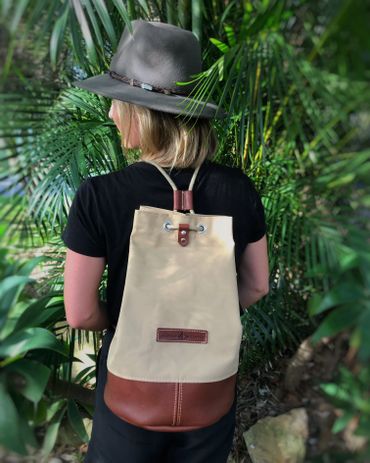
[61,158,267,326]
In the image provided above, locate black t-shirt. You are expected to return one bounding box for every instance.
[61,159,267,325]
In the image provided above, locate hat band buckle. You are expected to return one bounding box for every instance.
[108,70,188,96]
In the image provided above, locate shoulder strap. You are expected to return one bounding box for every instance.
[141,160,203,213]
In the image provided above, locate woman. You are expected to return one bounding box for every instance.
[62,19,269,463]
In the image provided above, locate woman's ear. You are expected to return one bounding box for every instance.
[109,100,122,131]
[108,101,114,120]
[126,109,141,149]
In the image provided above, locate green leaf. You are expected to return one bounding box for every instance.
[0,275,34,329]
[12,396,38,449]
[328,173,355,188]
[50,2,70,69]
[91,0,117,48]
[320,382,350,402]
[7,359,51,403]
[354,413,370,437]
[8,0,29,35]
[308,282,364,316]
[71,0,98,68]
[332,410,354,433]
[46,399,66,422]
[357,309,370,362]
[0,327,68,359]
[210,38,229,54]
[307,293,323,316]
[224,24,236,47]
[0,380,27,455]
[67,399,89,442]
[41,406,66,456]
[311,305,362,344]
[18,255,50,277]
[33,398,48,426]
[111,0,132,26]
[13,293,64,331]
[135,0,150,16]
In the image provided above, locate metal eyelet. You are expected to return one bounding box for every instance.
[163,220,173,232]
[197,223,207,234]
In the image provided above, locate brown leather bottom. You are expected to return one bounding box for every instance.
[103,371,237,432]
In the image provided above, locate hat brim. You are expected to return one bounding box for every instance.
[72,73,228,119]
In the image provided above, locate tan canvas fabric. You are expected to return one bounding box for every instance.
[107,161,243,383]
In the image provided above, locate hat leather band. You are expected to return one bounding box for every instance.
[107,70,189,96]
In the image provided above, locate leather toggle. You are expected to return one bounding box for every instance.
[174,190,193,211]
[178,223,190,246]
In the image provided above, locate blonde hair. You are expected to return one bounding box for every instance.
[112,99,218,171]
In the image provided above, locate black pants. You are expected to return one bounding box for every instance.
[84,328,237,463]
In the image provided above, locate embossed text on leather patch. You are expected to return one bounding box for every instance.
[157,328,208,344]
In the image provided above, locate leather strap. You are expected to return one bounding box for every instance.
[141,160,203,213]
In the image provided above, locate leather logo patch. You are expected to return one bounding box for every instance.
[157,328,208,344]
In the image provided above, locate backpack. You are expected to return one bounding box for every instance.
[103,159,243,432]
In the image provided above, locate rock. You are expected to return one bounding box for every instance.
[243,407,309,463]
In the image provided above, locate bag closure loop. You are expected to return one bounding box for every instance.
[141,160,203,213]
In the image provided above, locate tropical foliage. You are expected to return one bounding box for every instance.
[0,0,368,458]
[0,244,95,455]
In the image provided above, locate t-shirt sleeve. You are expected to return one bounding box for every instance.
[61,179,106,257]
[242,174,267,243]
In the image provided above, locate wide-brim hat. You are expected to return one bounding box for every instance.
[72,19,228,119]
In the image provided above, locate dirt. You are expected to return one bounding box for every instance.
[230,331,369,462]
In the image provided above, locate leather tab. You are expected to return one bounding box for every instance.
[157,328,208,344]
[178,223,190,246]
[174,190,193,211]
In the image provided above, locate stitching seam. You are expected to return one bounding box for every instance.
[172,383,178,426]
[177,383,183,425]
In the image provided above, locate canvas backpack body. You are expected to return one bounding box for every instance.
[103,159,243,432]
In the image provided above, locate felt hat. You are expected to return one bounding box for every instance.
[72,19,228,119]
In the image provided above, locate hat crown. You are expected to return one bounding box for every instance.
[110,20,202,95]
